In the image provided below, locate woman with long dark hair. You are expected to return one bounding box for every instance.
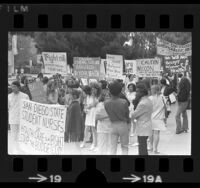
[131,83,153,155]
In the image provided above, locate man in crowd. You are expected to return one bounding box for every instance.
[175,73,191,134]
[104,81,131,155]
[8,81,30,154]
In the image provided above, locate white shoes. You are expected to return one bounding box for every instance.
[89,144,95,150]
[80,142,85,148]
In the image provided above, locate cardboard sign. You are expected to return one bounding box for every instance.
[136,58,161,78]
[163,55,189,73]
[19,100,67,155]
[106,54,123,79]
[73,57,101,79]
[42,52,67,75]
[28,81,47,103]
[156,37,191,56]
[125,60,137,75]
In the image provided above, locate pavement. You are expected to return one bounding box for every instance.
[8,102,191,155]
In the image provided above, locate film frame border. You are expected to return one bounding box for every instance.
[0,4,199,183]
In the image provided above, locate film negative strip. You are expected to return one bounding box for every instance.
[0,3,199,183]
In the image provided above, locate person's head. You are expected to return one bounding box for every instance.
[178,72,183,78]
[70,89,81,100]
[11,81,21,94]
[90,82,101,97]
[99,89,110,102]
[99,80,108,90]
[42,77,49,85]
[83,85,91,96]
[128,74,134,81]
[108,81,122,97]
[128,83,136,93]
[37,73,43,81]
[46,80,57,96]
[135,83,148,97]
[160,78,167,86]
[151,85,161,96]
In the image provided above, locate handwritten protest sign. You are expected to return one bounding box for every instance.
[125,60,137,75]
[163,55,189,73]
[28,81,47,103]
[136,58,161,77]
[42,52,67,75]
[106,54,123,79]
[19,100,67,155]
[156,37,191,56]
[73,57,101,79]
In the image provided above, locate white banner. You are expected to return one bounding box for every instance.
[19,100,67,155]
[106,54,123,79]
[156,37,191,56]
[125,60,137,75]
[136,58,161,78]
[42,52,67,75]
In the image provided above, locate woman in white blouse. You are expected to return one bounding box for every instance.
[149,85,167,154]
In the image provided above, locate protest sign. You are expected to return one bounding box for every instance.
[136,58,161,77]
[42,52,67,75]
[106,54,123,79]
[125,60,137,75]
[73,57,101,79]
[28,81,47,103]
[156,37,191,56]
[163,55,189,73]
[19,99,67,155]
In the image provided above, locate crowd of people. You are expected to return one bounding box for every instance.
[8,71,191,155]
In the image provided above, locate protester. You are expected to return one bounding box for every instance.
[175,73,191,134]
[131,83,153,155]
[104,81,130,155]
[42,76,49,93]
[95,89,112,155]
[80,83,100,150]
[46,80,59,104]
[149,85,167,154]
[8,81,30,154]
[37,73,43,82]
[126,83,137,139]
[65,89,84,143]
[20,76,32,100]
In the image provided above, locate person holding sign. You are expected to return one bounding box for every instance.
[8,81,30,154]
[46,80,59,104]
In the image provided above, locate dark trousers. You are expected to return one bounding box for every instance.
[138,136,148,155]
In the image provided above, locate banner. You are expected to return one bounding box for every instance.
[106,54,123,79]
[28,81,47,103]
[19,100,67,155]
[136,58,161,77]
[156,38,191,56]
[125,60,137,75]
[42,52,67,75]
[73,57,101,79]
[163,55,190,73]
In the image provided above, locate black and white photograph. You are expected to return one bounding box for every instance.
[8,32,192,155]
